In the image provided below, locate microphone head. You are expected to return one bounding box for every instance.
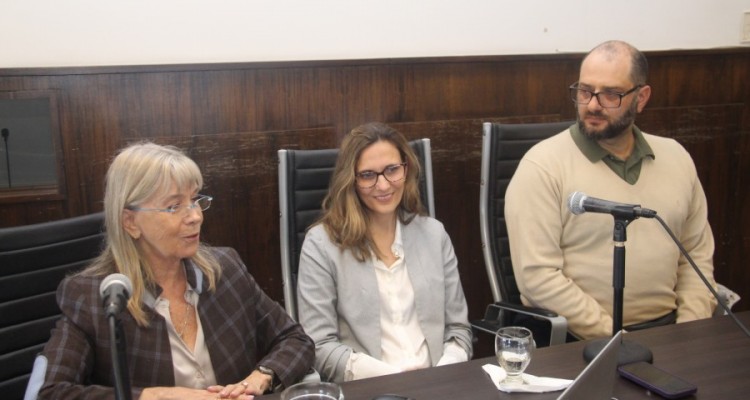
[99,273,133,298]
[567,191,587,215]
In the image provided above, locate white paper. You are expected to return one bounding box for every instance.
[482,364,573,393]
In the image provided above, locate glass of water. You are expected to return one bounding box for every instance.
[495,326,535,386]
[280,381,344,400]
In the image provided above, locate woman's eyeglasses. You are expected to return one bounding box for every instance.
[354,163,407,189]
[126,194,212,216]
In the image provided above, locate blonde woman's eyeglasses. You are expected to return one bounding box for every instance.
[126,194,212,216]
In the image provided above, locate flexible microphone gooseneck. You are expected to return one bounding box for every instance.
[2,128,10,188]
[652,214,750,338]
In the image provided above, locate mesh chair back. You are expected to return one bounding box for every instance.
[0,213,105,400]
[278,139,434,320]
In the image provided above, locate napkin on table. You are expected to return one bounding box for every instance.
[482,364,573,393]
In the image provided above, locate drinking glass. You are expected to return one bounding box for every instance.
[280,381,344,400]
[495,326,535,386]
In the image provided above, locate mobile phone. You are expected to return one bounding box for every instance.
[618,361,697,399]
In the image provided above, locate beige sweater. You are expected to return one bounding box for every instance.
[505,128,717,339]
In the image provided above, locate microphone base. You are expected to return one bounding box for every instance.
[583,338,653,366]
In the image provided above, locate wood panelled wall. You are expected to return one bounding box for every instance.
[1,49,748,339]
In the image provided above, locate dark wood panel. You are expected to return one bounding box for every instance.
[0,49,747,334]
[142,127,338,299]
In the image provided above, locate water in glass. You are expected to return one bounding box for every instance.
[495,326,535,386]
[280,382,344,400]
[286,395,339,400]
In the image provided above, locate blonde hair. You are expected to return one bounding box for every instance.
[318,122,426,261]
[82,141,220,326]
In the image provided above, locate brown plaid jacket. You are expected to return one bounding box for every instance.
[39,247,314,399]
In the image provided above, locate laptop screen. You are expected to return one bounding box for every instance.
[557,330,622,400]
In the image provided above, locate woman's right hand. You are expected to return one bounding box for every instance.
[139,386,254,400]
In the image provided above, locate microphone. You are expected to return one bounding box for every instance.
[100,274,134,400]
[99,273,133,318]
[567,191,657,219]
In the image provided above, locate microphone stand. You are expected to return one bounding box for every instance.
[583,216,653,365]
[1,128,10,188]
[108,314,132,400]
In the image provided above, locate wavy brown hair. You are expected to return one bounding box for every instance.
[317,122,426,261]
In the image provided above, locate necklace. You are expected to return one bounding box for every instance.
[174,301,193,340]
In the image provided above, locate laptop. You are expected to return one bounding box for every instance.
[557,330,622,400]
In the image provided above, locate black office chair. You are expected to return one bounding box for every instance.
[0,212,106,400]
[472,121,573,347]
[278,139,435,320]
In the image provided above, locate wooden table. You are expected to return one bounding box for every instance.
[262,311,750,399]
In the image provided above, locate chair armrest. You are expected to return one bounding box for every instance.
[299,368,321,384]
[488,301,559,318]
[471,301,568,346]
[714,283,741,317]
[24,354,47,400]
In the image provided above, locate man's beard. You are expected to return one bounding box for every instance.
[578,100,638,141]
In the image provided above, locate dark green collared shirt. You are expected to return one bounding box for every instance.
[570,123,655,185]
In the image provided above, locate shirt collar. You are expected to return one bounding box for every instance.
[142,260,204,309]
[370,219,404,263]
[570,122,655,162]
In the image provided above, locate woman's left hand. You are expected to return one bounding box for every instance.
[207,370,273,398]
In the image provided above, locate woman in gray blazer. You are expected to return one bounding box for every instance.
[297,122,473,383]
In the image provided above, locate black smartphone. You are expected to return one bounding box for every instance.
[618,361,697,399]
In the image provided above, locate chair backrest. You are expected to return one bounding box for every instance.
[278,138,435,320]
[480,121,573,304]
[0,212,105,400]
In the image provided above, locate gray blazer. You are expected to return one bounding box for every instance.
[297,215,472,382]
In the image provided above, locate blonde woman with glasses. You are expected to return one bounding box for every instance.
[297,122,473,383]
[40,142,314,400]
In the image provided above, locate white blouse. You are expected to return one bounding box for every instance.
[344,221,468,381]
[148,277,217,389]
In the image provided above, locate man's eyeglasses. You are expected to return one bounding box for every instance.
[126,194,213,216]
[355,163,407,189]
[569,83,642,108]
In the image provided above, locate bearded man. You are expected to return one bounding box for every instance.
[505,40,717,340]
